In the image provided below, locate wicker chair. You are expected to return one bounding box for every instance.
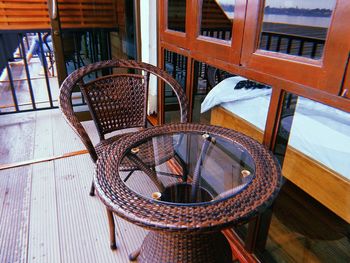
[59,59,189,249]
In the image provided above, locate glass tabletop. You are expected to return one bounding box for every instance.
[119,131,255,205]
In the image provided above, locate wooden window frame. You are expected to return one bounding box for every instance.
[340,53,350,99]
[188,0,246,65]
[159,0,191,49]
[240,0,350,94]
[160,0,247,65]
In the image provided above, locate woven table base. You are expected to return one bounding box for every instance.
[137,231,232,263]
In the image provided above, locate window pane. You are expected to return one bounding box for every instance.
[275,95,350,178]
[168,0,186,32]
[257,94,350,262]
[192,61,233,124]
[201,69,272,143]
[200,0,234,42]
[163,49,187,123]
[259,0,336,59]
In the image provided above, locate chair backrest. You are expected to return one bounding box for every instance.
[81,74,147,140]
[59,59,189,163]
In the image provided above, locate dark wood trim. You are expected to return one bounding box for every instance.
[134,0,141,61]
[160,41,191,57]
[223,229,258,263]
[186,57,194,122]
[147,114,158,126]
[263,87,284,149]
[245,207,274,253]
[47,0,67,86]
[340,52,350,98]
[158,45,165,124]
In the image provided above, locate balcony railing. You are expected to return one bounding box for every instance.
[0,29,113,115]
[260,31,325,59]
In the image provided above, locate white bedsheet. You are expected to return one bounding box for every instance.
[201,77,350,179]
[201,76,272,114]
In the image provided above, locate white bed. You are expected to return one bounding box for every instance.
[202,76,350,222]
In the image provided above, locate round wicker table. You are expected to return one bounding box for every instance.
[94,123,282,263]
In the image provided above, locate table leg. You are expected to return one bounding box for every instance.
[138,231,232,263]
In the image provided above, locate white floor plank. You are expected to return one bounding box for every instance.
[28,162,60,263]
[0,166,32,263]
[28,110,61,263]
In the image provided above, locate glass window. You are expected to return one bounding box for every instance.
[200,0,234,42]
[257,94,350,262]
[258,0,336,59]
[275,95,350,178]
[273,93,298,165]
[192,61,234,124]
[199,65,272,143]
[163,49,187,123]
[168,0,186,32]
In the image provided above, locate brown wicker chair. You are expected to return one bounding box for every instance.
[59,59,189,249]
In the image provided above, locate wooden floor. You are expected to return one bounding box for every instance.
[0,110,147,263]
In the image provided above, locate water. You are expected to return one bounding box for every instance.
[225,13,331,28]
[263,14,332,28]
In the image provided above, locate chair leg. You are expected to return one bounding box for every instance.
[89,180,95,196]
[106,208,117,250]
[129,247,141,261]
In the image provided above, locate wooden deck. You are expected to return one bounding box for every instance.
[0,110,147,263]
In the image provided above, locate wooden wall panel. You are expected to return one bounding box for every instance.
[58,0,118,29]
[211,106,264,143]
[283,147,350,223]
[0,0,50,30]
[0,0,118,30]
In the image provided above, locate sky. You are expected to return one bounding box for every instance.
[217,0,335,9]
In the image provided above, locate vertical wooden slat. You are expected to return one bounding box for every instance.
[0,1,50,30]
[0,0,118,30]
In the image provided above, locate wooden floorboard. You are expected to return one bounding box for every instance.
[28,109,60,263]
[0,166,32,263]
[51,109,86,156]
[0,110,146,263]
[28,161,60,263]
[0,111,36,164]
[0,111,36,263]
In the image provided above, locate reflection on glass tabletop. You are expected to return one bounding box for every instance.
[119,131,255,205]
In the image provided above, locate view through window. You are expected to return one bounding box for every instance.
[259,0,336,59]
